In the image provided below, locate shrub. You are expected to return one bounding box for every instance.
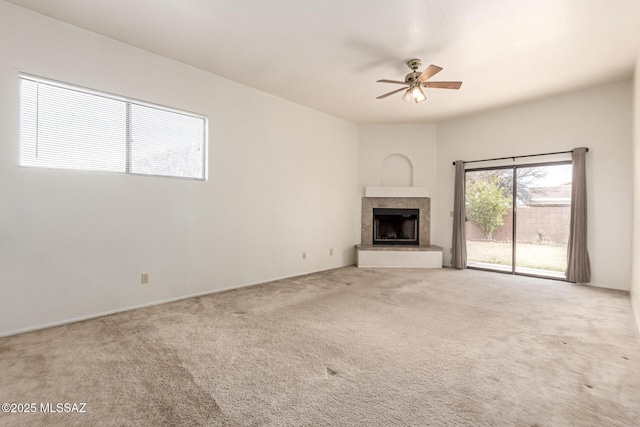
[466,179,511,240]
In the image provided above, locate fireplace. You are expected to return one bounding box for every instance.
[360,197,430,246]
[357,194,442,268]
[373,208,419,245]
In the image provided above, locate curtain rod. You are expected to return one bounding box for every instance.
[452,148,589,166]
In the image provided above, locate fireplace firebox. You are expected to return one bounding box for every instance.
[373,208,419,246]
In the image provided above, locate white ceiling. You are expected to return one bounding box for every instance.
[7,0,640,124]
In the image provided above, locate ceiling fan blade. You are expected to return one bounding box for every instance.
[376,87,408,99]
[417,65,443,82]
[377,79,407,85]
[422,81,463,89]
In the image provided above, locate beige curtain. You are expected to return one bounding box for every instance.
[565,147,591,283]
[451,161,467,269]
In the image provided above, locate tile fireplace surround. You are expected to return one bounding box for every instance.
[357,196,443,268]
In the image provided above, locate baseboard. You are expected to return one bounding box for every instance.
[0,264,355,338]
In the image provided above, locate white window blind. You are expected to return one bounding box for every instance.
[19,74,207,180]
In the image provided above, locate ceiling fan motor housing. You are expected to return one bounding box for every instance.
[405,71,421,84]
[405,59,423,84]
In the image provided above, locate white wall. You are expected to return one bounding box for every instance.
[434,81,633,290]
[358,124,438,241]
[0,2,360,336]
[631,52,640,330]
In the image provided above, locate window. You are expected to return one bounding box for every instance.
[19,74,207,180]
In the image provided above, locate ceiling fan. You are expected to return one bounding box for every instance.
[376,59,462,103]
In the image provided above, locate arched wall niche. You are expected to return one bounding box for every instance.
[379,153,413,186]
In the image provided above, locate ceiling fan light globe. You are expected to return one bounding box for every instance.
[414,86,427,102]
[402,90,413,102]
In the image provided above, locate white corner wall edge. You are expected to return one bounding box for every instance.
[632,292,640,336]
[365,187,430,198]
[0,265,352,338]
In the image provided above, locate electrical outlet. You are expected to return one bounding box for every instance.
[302,252,306,260]
[330,248,333,256]
[141,273,149,284]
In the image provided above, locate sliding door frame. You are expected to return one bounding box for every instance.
[465,160,572,281]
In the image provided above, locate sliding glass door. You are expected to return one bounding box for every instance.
[465,162,572,279]
[514,164,572,278]
[465,168,514,272]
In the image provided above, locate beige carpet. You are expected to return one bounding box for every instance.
[1,267,639,426]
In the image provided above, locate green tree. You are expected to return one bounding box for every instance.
[466,168,548,206]
[466,179,511,240]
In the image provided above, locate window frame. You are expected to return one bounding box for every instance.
[18,73,208,181]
